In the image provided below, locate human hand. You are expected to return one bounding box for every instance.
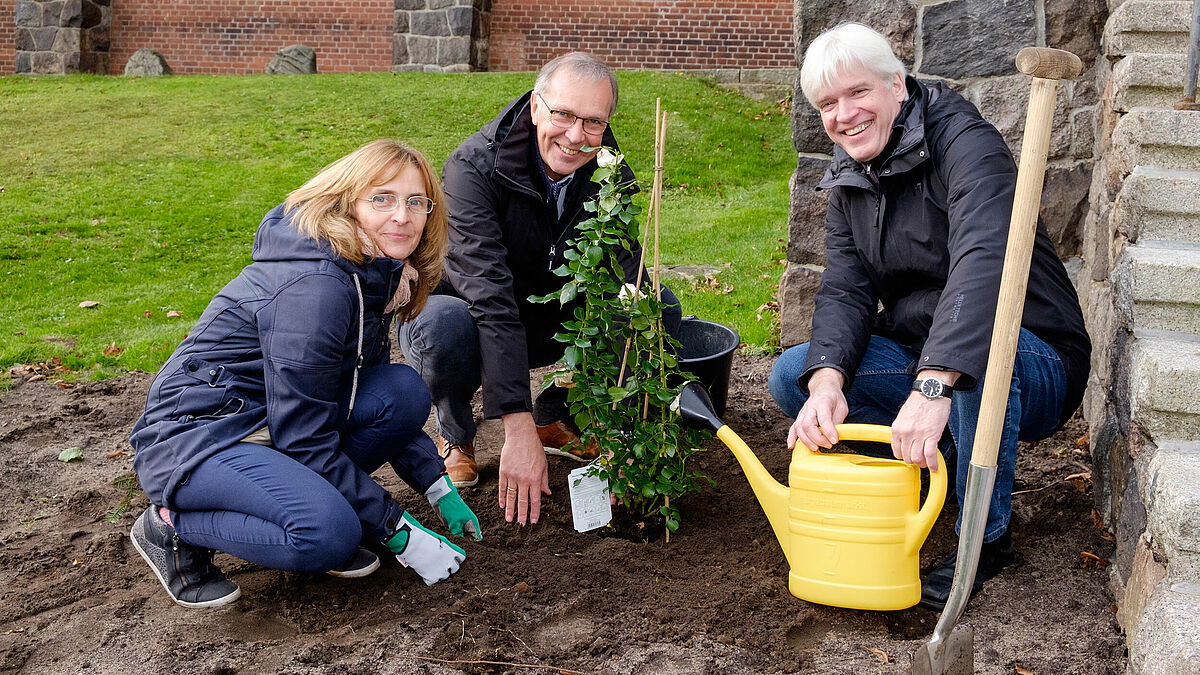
[788,368,848,451]
[498,412,551,525]
[890,394,951,471]
[384,511,466,586]
[425,475,482,540]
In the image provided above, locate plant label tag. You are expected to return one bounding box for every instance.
[568,463,612,533]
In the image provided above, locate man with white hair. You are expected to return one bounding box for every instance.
[769,23,1090,609]
[399,52,681,529]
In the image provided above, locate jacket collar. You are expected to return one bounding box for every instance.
[817,76,932,192]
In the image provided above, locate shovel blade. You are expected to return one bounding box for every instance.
[911,624,974,675]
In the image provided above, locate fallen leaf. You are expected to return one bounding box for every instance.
[71,558,85,566]
[143,310,152,318]
[105,450,129,459]
[90,219,100,226]
[78,300,100,309]
[103,342,124,357]
[58,446,83,463]
[27,373,46,383]
[865,647,889,664]
[1015,667,1034,675]
[1079,550,1110,569]
[5,628,24,635]
[1074,433,1089,448]
[56,381,74,389]
[166,310,183,318]
[513,581,532,594]
[1066,471,1091,482]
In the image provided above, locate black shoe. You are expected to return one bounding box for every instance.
[326,547,380,578]
[130,506,241,608]
[919,529,1015,611]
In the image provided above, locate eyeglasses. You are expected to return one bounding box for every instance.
[360,193,435,215]
[536,94,609,135]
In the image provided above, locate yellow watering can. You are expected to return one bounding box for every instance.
[676,382,946,611]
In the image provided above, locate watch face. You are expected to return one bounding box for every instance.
[921,378,944,398]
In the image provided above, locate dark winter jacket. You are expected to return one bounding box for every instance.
[801,77,1090,424]
[129,205,423,540]
[440,91,646,419]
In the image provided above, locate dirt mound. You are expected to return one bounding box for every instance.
[0,355,1125,673]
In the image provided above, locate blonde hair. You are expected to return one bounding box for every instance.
[284,139,448,321]
[800,22,907,108]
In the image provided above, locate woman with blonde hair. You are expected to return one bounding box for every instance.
[129,139,480,608]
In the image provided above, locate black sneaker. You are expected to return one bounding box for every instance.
[919,529,1016,611]
[326,547,380,578]
[130,506,241,608]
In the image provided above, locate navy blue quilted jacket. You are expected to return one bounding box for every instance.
[129,204,427,540]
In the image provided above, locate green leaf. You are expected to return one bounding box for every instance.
[559,283,578,305]
[607,386,631,402]
[58,446,83,463]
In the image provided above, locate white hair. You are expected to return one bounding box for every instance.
[534,52,618,116]
[800,23,907,108]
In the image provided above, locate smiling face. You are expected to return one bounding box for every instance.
[353,164,428,261]
[814,69,906,163]
[530,71,613,180]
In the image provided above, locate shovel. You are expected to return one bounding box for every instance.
[911,46,1083,675]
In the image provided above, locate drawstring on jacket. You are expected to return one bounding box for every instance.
[347,274,365,420]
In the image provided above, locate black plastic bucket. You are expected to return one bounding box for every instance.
[676,317,740,416]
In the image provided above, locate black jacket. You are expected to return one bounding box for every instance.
[801,77,1090,423]
[440,91,645,419]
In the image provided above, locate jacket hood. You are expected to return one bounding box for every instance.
[251,203,405,281]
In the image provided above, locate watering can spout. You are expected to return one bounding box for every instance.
[675,383,793,565]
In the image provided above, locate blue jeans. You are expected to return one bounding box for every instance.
[398,290,681,443]
[768,331,1066,542]
[170,364,441,572]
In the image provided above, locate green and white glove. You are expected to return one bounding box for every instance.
[425,475,483,541]
[384,511,466,586]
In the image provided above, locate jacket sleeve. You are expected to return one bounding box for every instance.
[919,117,1019,390]
[256,271,403,541]
[441,150,534,419]
[800,190,878,390]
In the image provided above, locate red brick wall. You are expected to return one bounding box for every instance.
[489,0,795,72]
[0,0,15,74]
[108,0,394,75]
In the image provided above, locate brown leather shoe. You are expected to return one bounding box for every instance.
[536,420,600,462]
[437,437,479,487]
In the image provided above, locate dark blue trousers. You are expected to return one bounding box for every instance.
[170,364,442,573]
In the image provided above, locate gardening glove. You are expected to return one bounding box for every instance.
[425,475,483,540]
[384,511,466,586]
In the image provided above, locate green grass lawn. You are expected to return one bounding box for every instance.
[0,71,794,383]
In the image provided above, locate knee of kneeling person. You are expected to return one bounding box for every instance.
[365,365,432,432]
[279,505,362,573]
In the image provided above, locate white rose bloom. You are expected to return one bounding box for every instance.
[618,282,644,307]
[596,148,622,168]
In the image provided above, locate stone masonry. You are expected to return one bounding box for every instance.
[1080,1,1200,671]
[14,0,111,74]
[392,0,488,73]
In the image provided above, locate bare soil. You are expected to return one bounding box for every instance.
[1,354,1126,674]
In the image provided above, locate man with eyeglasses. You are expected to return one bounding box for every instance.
[398,52,681,529]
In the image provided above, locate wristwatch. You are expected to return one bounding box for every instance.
[912,376,953,400]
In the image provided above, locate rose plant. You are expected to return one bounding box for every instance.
[531,146,710,534]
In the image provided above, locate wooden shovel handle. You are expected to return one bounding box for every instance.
[970,48,1081,468]
[1016,47,1083,80]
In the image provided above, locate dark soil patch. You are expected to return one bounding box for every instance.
[0,355,1126,673]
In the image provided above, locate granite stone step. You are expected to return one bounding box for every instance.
[1117,167,1200,244]
[1119,246,1200,334]
[1113,107,1200,174]
[1112,53,1189,112]
[1105,0,1192,57]
[1128,332,1200,440]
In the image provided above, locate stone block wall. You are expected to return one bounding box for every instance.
[780,0,1107,347]
[488,0,793,72]
[392,0,487,73]
[108,0,394,74]
[13,0,112,74]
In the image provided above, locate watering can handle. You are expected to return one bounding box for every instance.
[819,424,948,556]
